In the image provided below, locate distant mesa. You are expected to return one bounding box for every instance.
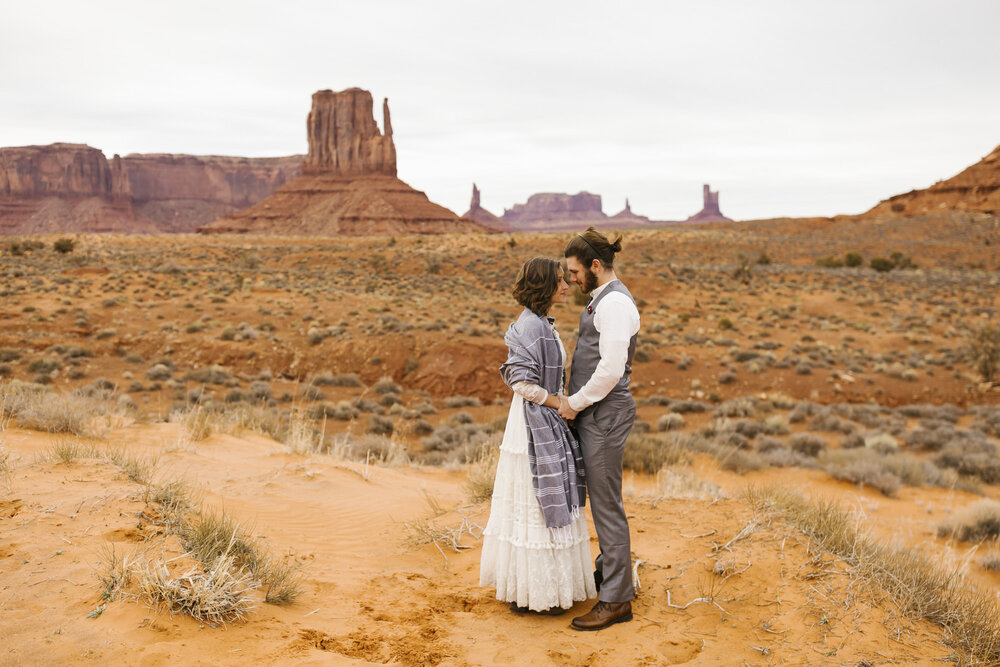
[685,184,732,223]
[0,143,302,234]
[200,88,488,236]
[611,198,650,224]
[864,144,1000,218]
[495,191,652,231]
[462,183,510,231]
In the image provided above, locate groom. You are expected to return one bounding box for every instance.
[558,227,640,631]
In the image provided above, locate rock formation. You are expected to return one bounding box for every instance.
[504,192,605,226]
[865,144,1000,217]
[685,184,732,223]
[304,88,396,177]
[0,143,302,234]
[610,198,650,224]
[497,191,653,231]
[201,88,488,236]
[462,183,509,231]
[122,154,301,232]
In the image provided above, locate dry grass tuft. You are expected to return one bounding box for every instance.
[938,499,1000,542]
[105,448,158,485]
[181,508,302,606]
[171,405,215,441]
[1,381,129,437]
[623,433,691,474]
[745,484,1000,664]
[466,445,500,503]
[133,554,257,626]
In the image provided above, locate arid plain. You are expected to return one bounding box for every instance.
[2,213,1000,665]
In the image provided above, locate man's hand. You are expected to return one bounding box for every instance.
[558,395,579,421]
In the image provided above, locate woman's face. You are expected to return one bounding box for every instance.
[550,267,569,307]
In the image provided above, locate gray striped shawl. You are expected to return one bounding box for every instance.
[500,308,586,531]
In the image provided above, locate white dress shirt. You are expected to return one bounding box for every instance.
[567,279,641,412]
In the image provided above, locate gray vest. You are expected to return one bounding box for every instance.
[568,280,638,396]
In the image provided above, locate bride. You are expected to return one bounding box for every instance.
[479,257,597,614]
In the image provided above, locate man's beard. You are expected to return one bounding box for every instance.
[581,266,598,293]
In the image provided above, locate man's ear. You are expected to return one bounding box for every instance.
[591,258,602,273]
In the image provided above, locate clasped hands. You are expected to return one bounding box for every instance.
[557,395,579,421]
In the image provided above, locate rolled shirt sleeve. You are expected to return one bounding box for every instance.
[568,292,640,412]
[512,381,549,405]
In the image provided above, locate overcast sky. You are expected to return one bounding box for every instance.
[2,0,998,221]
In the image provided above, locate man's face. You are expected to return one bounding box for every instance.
[566,255,598,293]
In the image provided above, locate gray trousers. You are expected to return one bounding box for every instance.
[575,389,635,603]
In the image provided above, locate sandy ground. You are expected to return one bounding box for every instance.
[2,220,999,665]
[1,421,964,666]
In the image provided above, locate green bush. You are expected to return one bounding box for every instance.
[870,257,894,272]
[53,238,75,254]
[815,256,843,268]
[844,251,863,267]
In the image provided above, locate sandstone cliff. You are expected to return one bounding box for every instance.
[304,89,396,177]
[865,144,1000,217]
[122,154,301,232]
[462,183,510,231]
[686,184,733,222]
[0,143,302,234]
[202,88,487,236]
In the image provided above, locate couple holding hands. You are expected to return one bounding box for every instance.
[479,227,640,631]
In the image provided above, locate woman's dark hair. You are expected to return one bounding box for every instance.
[512,257,562,316]
[563,226,623,269]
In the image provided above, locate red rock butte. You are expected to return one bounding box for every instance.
[0,143,302,234]
[685,184,732,223]
[200,88,487,236]
[865,144,1000,217]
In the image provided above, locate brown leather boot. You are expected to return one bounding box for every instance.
[571,600,633,631]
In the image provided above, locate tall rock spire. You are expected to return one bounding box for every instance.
[304,88,396,177]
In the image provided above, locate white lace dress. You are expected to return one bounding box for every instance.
[479,328,597,611]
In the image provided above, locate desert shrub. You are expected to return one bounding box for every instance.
[28,358,62,374]
[966,325,1000,382]
[623,433,691,474]
[762,446,819,469]
[841,433,865,449]
[297,383,324,401]
[146,363,173,380]
[761,415,789,435]
[844,251,863,267]
[938,500,1000,542]
[449,411,475,425]
[933,439,1000,484]
[224,389,247,404]
[247,381,271,401]
[809,411,857,434]
[52,238,75,253]
[819,449,902,496]
[378,392,402,407]
[982,552,1000,572]
[410,419,434,436]
[656,413,685,432]
[311,372,362,387]
[373,376,402,395]
[815,256,844,268]
[185,365,233,386]
[0,348,23,363]
[0,364,11,378]
[970,406,1000,438]
[789,433,827,457]
[717,370,736,384]
[863,431,899,454]
[444,395,482,408]
[870,257,894,272]
[898,404,962,423]
[714,397,759,418]
[669,399,709,413]
[368,414,394,436]
[788,402,821,423]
